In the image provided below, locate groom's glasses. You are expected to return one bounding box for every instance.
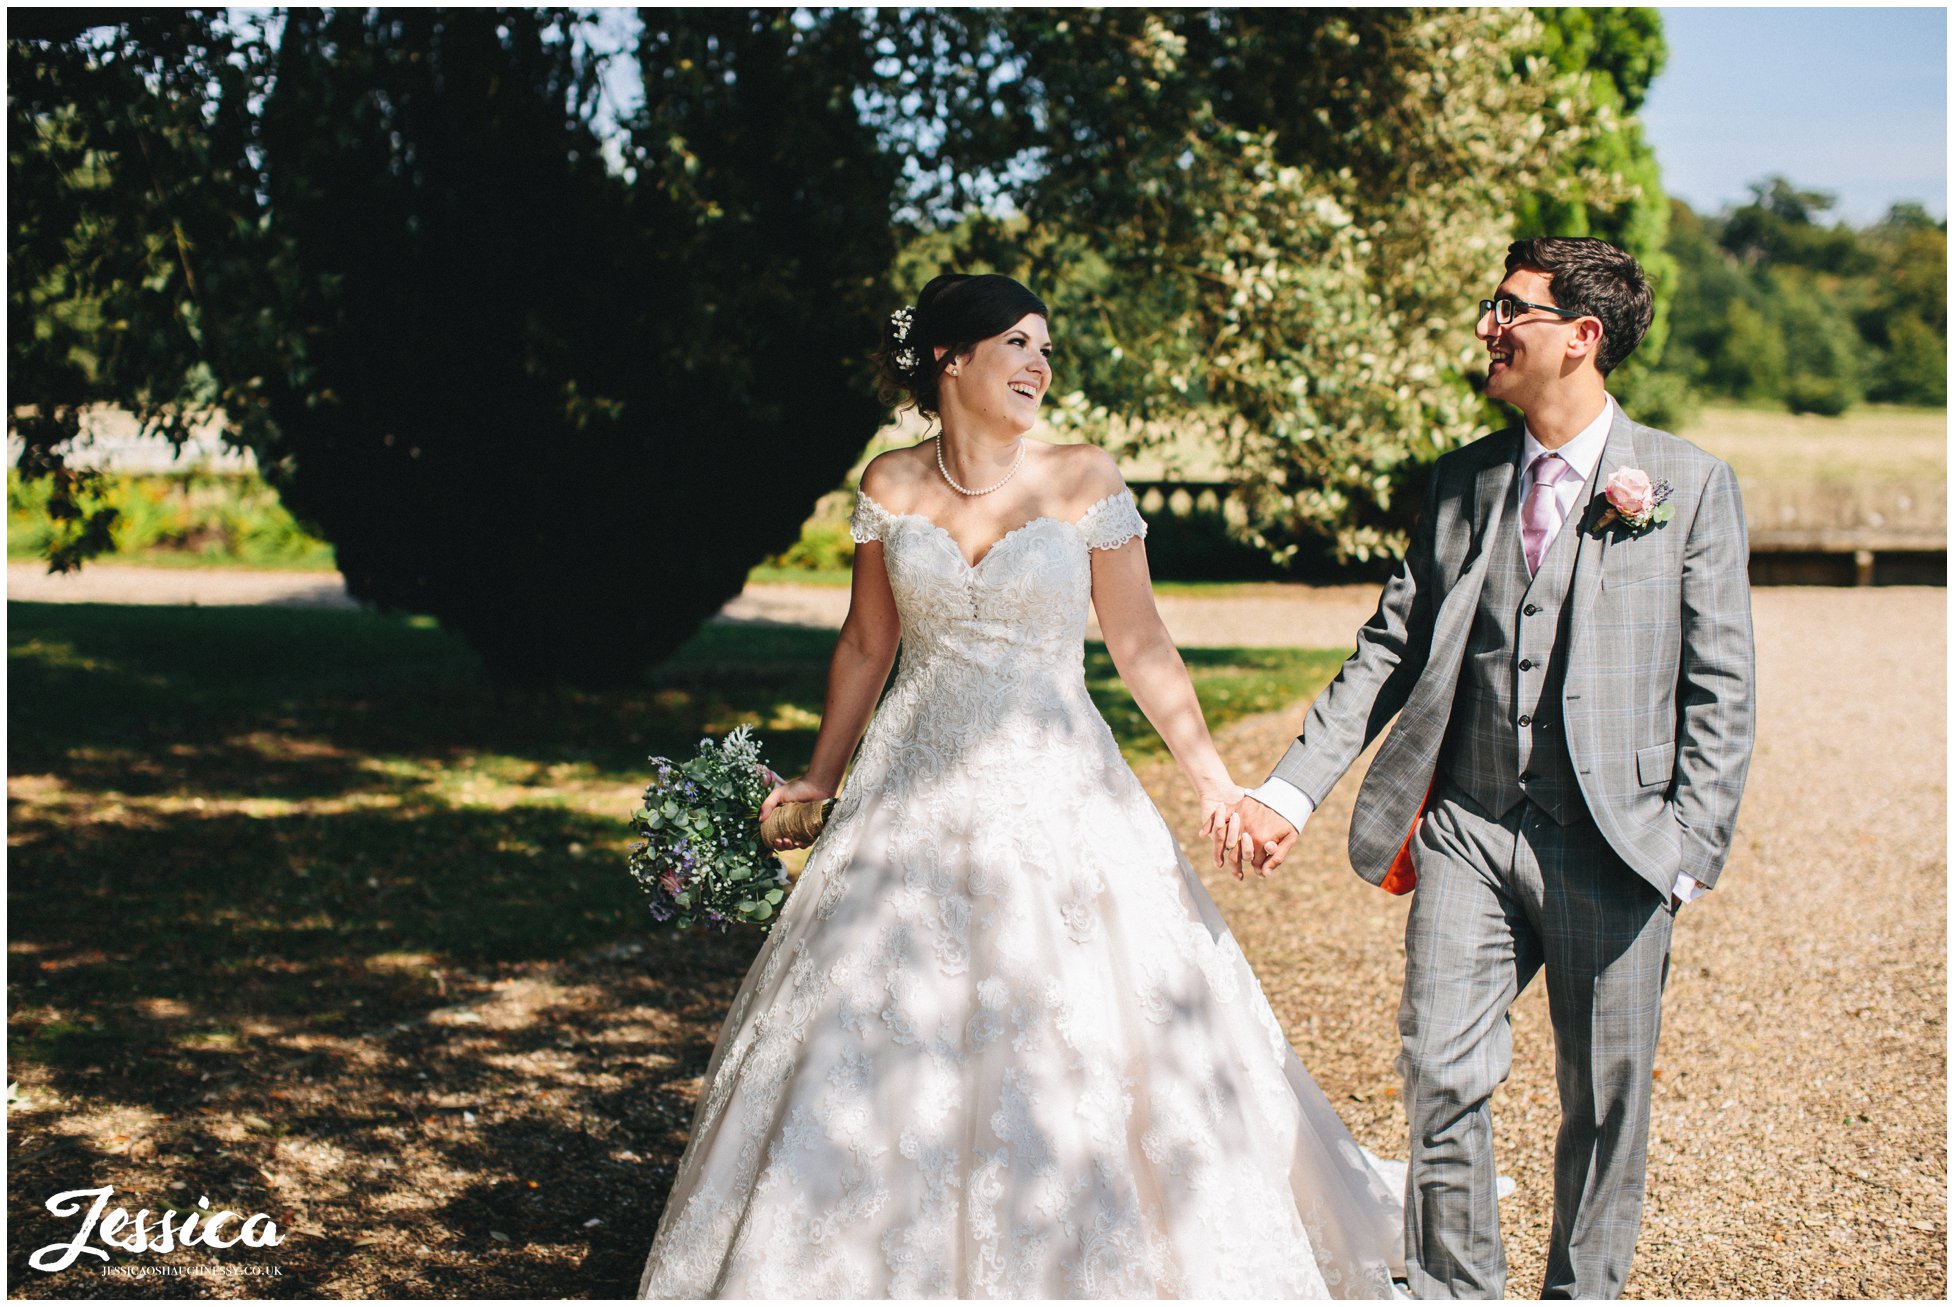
[1480,295,1588,326]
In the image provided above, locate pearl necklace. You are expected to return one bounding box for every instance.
[936,436,1025,497]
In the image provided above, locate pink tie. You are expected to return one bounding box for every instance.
[1521,453,1573,575]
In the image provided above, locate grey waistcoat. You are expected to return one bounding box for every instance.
[1438,475,1587,825]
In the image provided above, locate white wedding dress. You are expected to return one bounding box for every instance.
[638,490,1403,1299]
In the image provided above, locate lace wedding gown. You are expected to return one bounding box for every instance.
[638,490,1403,1299]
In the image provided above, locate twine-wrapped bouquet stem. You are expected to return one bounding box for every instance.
[759,798,837,849]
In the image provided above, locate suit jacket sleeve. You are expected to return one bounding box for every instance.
[1670,457,1756,888]
[1270,465,1442,805]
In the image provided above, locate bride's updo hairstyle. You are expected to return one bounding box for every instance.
[875,273,1048,420]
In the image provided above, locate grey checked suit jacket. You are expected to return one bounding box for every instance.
[1271,406,1756,900]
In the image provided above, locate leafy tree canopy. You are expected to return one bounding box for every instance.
[871,9,1656,560]
[1654,185,1945,413]
[1518,7,1676,424]
[9,10,271,569]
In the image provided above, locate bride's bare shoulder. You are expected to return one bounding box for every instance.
[1047,442,1127,514]
[859,442,934,509]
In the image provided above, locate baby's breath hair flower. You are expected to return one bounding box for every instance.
[889,307,920,373]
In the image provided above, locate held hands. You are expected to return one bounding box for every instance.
[1196,779,1249,856]
[1214,795,1301,881]
[756,769,835,851]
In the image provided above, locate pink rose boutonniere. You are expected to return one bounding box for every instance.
[1593,466,1674,534]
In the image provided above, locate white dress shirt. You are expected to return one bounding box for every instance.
[1247,395,1706,905]
[1519,394,1615,546]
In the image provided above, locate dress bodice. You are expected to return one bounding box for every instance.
[848,490,1147,676]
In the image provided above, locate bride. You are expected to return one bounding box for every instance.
[638,273,1403,1298]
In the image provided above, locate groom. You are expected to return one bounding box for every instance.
[1222,237,1754,1298]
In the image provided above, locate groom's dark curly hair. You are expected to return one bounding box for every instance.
[1505,237,1654,376]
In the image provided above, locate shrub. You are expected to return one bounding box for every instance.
[1713,300,1788,401]
[1609,368,1700,432]
[1783,376,1853,417]
[767,518,858,575]
[7,469,335,567]
[1872,314,1948,406]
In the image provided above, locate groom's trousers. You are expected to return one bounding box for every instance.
[1398,782,1673,1300]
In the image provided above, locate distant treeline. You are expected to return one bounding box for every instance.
[1650,178,1946,417]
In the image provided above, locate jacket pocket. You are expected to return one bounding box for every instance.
[1636,743,1675,788]
[1601,547,1669,589]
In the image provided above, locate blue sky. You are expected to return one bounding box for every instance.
[1640,7,1946,224]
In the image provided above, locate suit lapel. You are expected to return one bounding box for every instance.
[1566,407,1641,635]
[1420,434,1513,703]
[1425,432,1514,682]
[1472,434,1520,569]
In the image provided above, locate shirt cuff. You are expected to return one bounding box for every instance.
[1671,872,1707,904]
[1247,777,1316,834]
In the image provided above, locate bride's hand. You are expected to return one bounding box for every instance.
[1197,780,1247,844]
[758,775,837,848]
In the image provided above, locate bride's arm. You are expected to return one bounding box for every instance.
[758,539,900,834]
[1091,527,1240,838]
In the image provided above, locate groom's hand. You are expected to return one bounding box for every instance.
[1223,797,1300,880]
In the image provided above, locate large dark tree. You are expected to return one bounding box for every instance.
[11,9,899,685]
[250,9,897,683]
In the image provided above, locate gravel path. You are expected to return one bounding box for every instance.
[7,563,359,609]
[1138,586,1947,1298]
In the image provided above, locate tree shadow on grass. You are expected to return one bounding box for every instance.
[11,603,836,789]
[7,601,1343,1296]
[7,602,831,1297]
[8,787,776,1296]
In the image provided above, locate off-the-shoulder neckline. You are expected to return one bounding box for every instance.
[856,489,1136,569]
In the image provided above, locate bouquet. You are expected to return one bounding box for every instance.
[627,727,790,932]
